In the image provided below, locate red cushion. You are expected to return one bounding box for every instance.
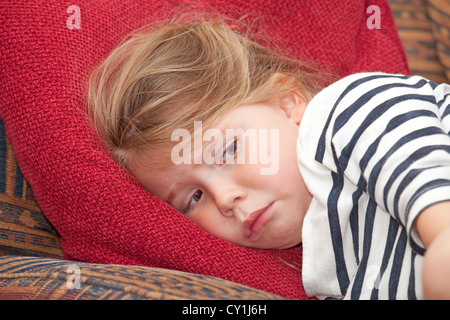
[0,0,408,299]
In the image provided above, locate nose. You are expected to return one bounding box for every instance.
[214,185,247,218]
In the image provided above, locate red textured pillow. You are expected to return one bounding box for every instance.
[0,0,408,299]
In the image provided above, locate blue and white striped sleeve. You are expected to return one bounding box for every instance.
[321,73,450,255]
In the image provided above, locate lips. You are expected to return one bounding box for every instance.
[243,203,273,241]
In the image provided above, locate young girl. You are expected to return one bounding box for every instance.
[88,18,450,300]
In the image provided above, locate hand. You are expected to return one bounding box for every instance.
[415,201,450,299]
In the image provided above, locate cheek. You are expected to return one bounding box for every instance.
[189,206,215,231]
[259,124,299,180]
[190,207,238,240]
[267,138,301,188]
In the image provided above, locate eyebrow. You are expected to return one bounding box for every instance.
[165,180,185,210]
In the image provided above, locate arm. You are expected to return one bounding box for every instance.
[415,201,450,299]
[312,73,450,298]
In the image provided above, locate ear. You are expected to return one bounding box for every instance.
[277,93,307,125]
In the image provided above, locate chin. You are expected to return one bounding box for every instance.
[246,239,300,250]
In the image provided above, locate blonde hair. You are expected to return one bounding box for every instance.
[88,17,329,171]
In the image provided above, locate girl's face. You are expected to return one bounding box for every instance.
[131,95,312,249]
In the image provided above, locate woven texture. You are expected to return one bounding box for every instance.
[0,0,408,299]
[0,121,64,259]
[0,256,283,300]
[389,0,450,83]
[428,0,450,82]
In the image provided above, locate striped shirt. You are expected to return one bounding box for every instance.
[297,72,450,300]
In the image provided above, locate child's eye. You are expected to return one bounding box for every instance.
[222,138,240,162]
[183,190,203,214]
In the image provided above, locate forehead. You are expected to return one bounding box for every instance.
[131,158,192,203]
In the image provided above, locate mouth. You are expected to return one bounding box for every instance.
[243,203,274,241]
